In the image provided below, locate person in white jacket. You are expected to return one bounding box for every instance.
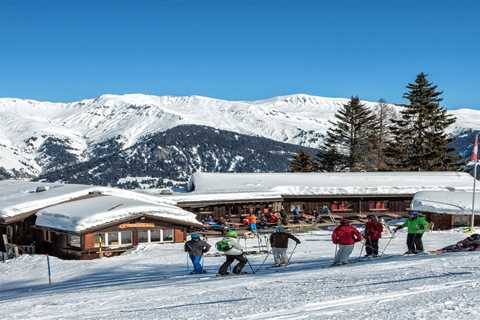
[217,230,247,275]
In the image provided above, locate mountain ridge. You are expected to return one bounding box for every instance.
[1,93,479,186]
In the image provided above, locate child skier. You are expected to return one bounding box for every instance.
[394,211,428,254]
[184,233,211,274]
[248,213,257,232]
[269,226,301,266]
[364,215,383,257]
[331,218,362,265]
[216,230,248,275]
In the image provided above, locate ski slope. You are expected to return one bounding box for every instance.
[1,230,479,320]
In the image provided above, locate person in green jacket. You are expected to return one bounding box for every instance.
[394,211,428,254]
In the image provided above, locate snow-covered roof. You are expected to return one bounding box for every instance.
[0,180,99,222]
[190,172,474,196]
[168,191,283,205]
[0,180,178,222]
[411,191,480,215]
[35,195,202,233]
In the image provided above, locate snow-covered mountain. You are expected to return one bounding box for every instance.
[0,93,479,186]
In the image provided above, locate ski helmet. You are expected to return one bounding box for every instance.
[340,218,350,225]
[227,230,238,238]
[191,233,200,239]
[275,226,285,233]
[408,211,418,217]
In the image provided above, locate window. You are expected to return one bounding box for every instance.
[68,235,81,248]
[150,230,161,242]
[120,231,132,245]
[163,229,174,242]
[138,230,149,243]
[107,232,119,246]
[94,233,105,248]
[43,230,53,242]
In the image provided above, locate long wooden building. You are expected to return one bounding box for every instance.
[172,172,474,223]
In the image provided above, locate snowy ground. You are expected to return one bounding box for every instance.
[1,230,480,320]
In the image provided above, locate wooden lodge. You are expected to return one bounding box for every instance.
[173,172,475,227]
[34,195,200,259]
[0,181,201,260]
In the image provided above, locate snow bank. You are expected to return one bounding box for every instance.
[412,191,480,215]
[35,195,201,232]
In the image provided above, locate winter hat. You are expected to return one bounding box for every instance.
[191,233,200,239]
[408,211,418,217]
[340,218,350,225]
[275,226,285,233]
[227,230,238,238]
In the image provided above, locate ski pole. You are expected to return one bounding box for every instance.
[287,243,298,264]
[380,233,395,256]
[246,258,256,274]
[359,241,365,258]
[255,251,270,273]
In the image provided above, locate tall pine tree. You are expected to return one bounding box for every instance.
[317,96,377,171]
[289,150,316,172]
[386,73,456,170]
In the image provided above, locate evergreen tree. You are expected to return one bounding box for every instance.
[368,99,397,170]
[315,132,343,172]
[289,150,316,172]
[317,96,377,171]
[386,73,457,170]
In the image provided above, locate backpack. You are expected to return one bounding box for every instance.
[216,239,233,252]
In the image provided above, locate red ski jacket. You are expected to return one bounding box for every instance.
[364,221,383,241]
[332,225,362,245]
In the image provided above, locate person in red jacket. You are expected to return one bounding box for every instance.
[331,218,362,265]
[364,215,383,257]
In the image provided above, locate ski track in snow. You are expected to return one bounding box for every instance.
[1,230,480,320]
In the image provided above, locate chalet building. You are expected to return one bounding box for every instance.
[176,172,474,222]
[0,180,201,259]
[411,191,480,230]
[35,195,201,259]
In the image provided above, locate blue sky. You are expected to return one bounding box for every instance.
[0,0,479,108]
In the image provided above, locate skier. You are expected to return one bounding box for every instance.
[184,233,211,274]
[363,215,383,257]
[434,234,480,254]
[216,230,248,275]
[292,206,301,224]
[280,207,289,225]
[331,218,362,265]
[394,211,428,254]
[269,226,301,266]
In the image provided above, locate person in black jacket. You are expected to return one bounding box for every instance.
[269,226,300,266]
[184,233,211,274]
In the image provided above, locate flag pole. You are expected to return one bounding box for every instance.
[471,134,479,231]
[472,161,478,230]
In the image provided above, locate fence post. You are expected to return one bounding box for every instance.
[46,254,52,285]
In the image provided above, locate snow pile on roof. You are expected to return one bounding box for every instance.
[0,180,178,221]
[191,172,474,196]
[169,191,283,204]
[36,195,201,233]
[411,191,480,215]
[0,180,98,221]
